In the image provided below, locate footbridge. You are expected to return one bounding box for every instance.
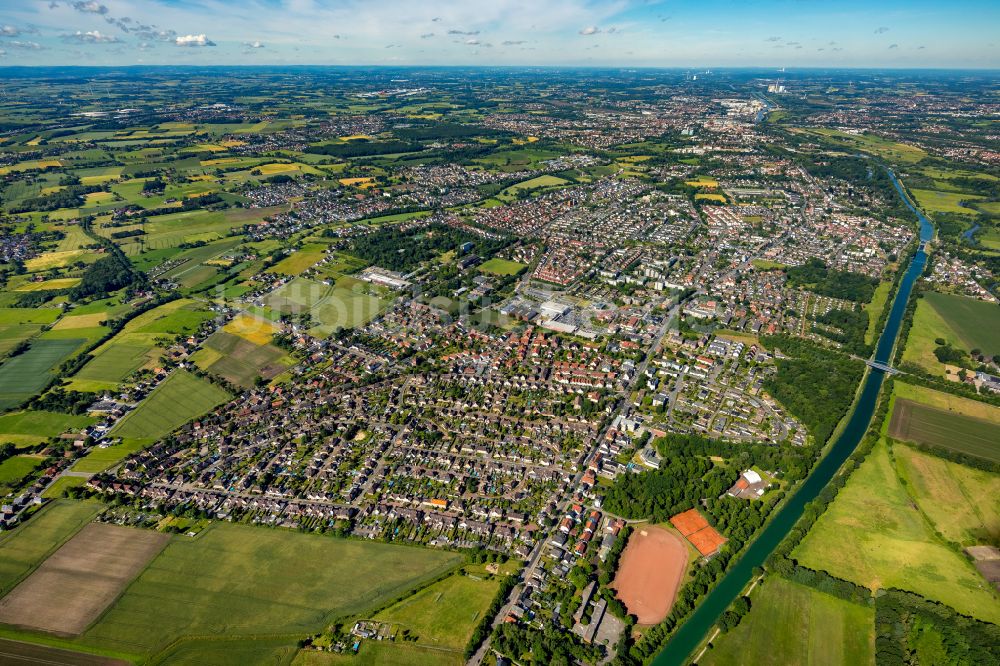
[865,359,903,375]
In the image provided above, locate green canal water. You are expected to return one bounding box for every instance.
[653,170,934,665]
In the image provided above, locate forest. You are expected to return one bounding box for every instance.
[761,335,865,444]
[785,257,879,303]
[350,222,509,272]
[875,589,1000,665]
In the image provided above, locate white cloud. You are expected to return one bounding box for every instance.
[71,1,108,14]
[175,34,216,47]
[579,26,600,36]
[63,29,121,43]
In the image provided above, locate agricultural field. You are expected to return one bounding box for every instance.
[273,243,328,276]
[0,499,104,596]
[479,257,527,276]
[794,439,1000,624]
[108,369,231,444]
[69,299,214,391]
[700,576,874,666]
[892,381,1000,423]
[888,398,1000,463]
[0,338,85,411]
[195,327,293,388]
[79,522,462,657]
[922,291,1000,358]
[893,444,1000,545]
[0,307,62,356]
[900,296,961,376]
[0,410,95,448]
[0,523,170,635]
[796,128,927,164]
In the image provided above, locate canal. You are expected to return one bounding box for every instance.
[653,170,934,666]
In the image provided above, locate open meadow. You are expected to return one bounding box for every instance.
[893,444,1000,545]
[700,576,874,666]
[793,440,1000,624]
[373,571,500,652]
[0,410,95,449]
[922,291,1000,357]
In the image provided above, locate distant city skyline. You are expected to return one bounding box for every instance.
[0,0,998,69]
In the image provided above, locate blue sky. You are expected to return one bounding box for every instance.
[0,0,997,68]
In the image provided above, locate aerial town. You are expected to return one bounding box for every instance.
[0,58,997,666]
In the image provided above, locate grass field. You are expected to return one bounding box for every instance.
[701,577,874,666]
[479,258,526,276]
[888,398,1000,463]
[71,439,147,474]
[0,500,104,597]
[108,370,231,443]
[864,281,893,345]
[900,298,956,376]
[0,455,42,490]
[0,338,85,411]
[751,258,787,271]
[373,572,499,651]
[500,174,568,196]
[911,189,984,216]
[41,476,88,499]
[893,444,1000,545]
[794,439,1000,624]
[80,522,462,656]
[798,128,926,164]
[292,641,462,666]
[265,276,392,336]
[923,291,1000,357]
[0,410,95,448]
[273,244,327,276]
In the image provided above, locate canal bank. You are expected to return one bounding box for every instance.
[653,170,934,666]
